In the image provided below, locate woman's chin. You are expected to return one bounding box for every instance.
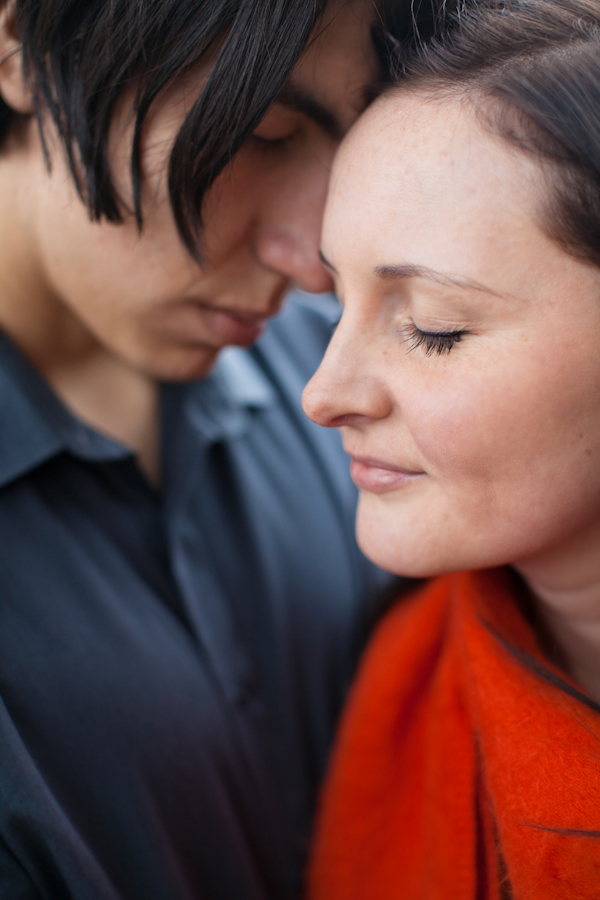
[355,499,471,579]
[356,525,445,578]
[355,493,451,578]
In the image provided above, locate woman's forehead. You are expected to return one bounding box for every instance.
[329,93,540,232]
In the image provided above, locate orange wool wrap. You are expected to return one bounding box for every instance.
[308,569,600,900]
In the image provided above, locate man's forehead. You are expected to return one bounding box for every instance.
[276,81,344,140]
[278,0,379,135]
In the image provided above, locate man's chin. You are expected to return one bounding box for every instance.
[131,343,222,383]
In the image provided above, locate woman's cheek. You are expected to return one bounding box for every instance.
[401,362,598,552]
[401,375,501,481]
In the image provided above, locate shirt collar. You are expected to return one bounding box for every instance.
[175,345,277,445]
[0,330,130,489]
[0,331,278,489]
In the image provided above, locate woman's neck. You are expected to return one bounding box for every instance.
[515,522,600,703]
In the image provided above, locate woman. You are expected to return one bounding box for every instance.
[303,1,600,897]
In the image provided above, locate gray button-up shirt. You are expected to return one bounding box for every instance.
[0,291,392,900]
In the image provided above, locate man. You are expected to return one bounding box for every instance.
[0,0,415,897]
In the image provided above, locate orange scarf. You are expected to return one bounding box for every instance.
[309,569,600,900]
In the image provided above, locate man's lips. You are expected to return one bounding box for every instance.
[193,303,270,346]
[349,456,425,494]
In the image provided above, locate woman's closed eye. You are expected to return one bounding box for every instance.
[404,323,468,357]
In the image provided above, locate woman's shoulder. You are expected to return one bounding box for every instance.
[363,573,461,664]
[346,569,515,721]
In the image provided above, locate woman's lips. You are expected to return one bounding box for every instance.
[349,456,424,494]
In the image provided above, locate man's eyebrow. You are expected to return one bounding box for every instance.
[319,249,338,272]
[374,264,499,295]
[276,82,343,140]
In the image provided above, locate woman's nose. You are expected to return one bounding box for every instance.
[302,317,392,428]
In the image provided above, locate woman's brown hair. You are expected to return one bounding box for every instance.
[389,0,600,268]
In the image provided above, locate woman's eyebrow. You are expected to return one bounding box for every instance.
[276,82,343,140]
[374,263,499,295]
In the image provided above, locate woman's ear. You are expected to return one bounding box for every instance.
[0,0,33,114]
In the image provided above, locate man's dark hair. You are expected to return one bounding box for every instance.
[0,0,445,259]
[385,0,600,269]
[1,0,350,258]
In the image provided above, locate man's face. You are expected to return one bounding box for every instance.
[21,0,378,380]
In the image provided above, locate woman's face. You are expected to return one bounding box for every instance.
[303,91,600,582]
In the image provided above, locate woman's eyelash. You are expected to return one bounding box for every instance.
[404,323,467,356]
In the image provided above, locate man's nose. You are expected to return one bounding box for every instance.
[302,315,392,428]
[253,156,336,294]
[254,225,334,294]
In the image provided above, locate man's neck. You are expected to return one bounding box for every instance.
[47,346,162,484]
[2,305,162,484]
[0,154,161,484]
